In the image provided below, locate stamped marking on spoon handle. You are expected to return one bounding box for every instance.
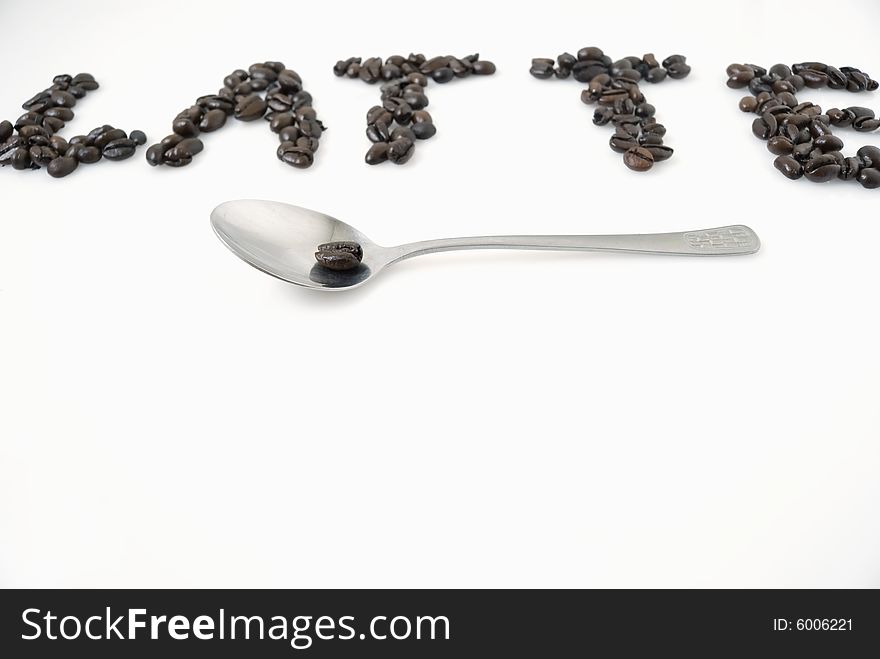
[389,225,760,263]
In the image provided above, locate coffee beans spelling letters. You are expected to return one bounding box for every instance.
[530,47,691,172]
[334,53,496,165]
[0,72,145,178]
[147,61,325,169]
[729,61,878,190]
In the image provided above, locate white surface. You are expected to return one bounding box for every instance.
[1,0,879,588]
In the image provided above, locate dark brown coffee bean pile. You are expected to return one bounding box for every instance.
[0,73,145,178]
[315,241,363,271]
[334,53,496,165]
[728,62,880,189]
[147,61,325,169]
[529,48,690,172]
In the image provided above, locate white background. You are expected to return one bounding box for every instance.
[1,0,879,588]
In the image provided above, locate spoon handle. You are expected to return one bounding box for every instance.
[390,225,760,262]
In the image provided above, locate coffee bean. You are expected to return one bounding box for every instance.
[47,156,78,177]
[432,67,455,83]
[296,136,320,152]
[767,136,794,155]
[168,138,203,159]
[804,154,841,182]
[365,141,390,165]
[29,145,58,167]
[739,96,758,113]
[858,167,880,189]
[856,145,880,167]
[609,135,638,152]
[411,121,436,140]
[278,125,300,143]
[278,144,314,169]
[102,138,137,160]
[643,144,673,161]
[752,114,777,139]
[622,146,654,171]
[145,143,166,166]
[773,155,803,179]
[315,241,363,271]
[234,94,267,121]
[172,118,199,137]
[50,90,76,108]
[388,137,415,164]
[73,145,101,163]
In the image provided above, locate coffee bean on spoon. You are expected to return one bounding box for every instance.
[315,241,363,271]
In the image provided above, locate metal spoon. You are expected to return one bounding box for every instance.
[210,199,761,292]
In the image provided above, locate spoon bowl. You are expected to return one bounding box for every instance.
[211,199,761,292]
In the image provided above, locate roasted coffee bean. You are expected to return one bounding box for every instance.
[609,135,638,152]
[50,90,76,108]
[530,59,555,79]
[172,117,199,137]
[277,70,303,93]
[49,135,69,153]
[0,120,12,142]
[195,108,225,133]
[278,125,300,143]
[839,156,862,180]
[814,134,844,153]
[391,126,416,142]
[73,145,101,163]
[234,94,268,121]
[10,147,32,170]
[411,121,436,139]
[92,128,127,150]
[29,145,58,167]
[365,141,390,165]
[856,145,880,167]
[101,138,137,160]
[801,69,829,88]
[644,144,673,161]
[296,136,320,152]
[46,155,78,177]
[622,146,654,171]
[854,117,880,132]
[168,138,203,159]
[727,69,755,88]
[388,137,415,164]
[858,167,880,189]
[315,241,363,271]
[739,96,758,113]
[18,124,49,140]
[366,121,390,143]
[432,67,455,83]
[295,106,317,122]
[751,114,777,139]
[276,142,314,168]
[774,155,803,179]
[767,136,794,155]
[804,154,841,182]
[298,118,324,138]
[269,112,295,133]
[145,143,166,166]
